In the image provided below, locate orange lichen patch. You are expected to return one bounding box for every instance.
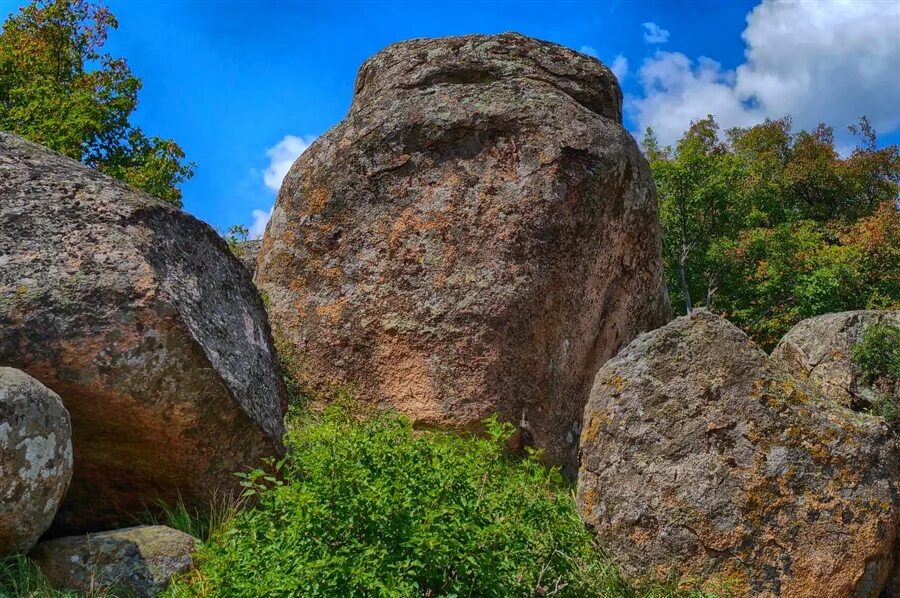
[307,186,331,214]
[783,512,896,598]
[581,486,600,513]
[315,297,347,324]
[630,517,659,545]
[602,373,626,392]
[374,337,444,424]
[288,275,309,292]
[582,412,610,445]
[386,207,453,251]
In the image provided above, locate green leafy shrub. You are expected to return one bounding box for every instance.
[852,322,900,384]
[852,322,900,422]
[167,407,706,597]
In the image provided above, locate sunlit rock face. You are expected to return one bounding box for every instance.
[257,32,671,472]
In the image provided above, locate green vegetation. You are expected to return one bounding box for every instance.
[224,225,250,258]
[164,407,709,598]
[0,555,77,598]
[646,116,899,348]
[0,0,193,205]
[852,322,900,421]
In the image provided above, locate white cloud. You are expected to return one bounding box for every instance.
[249,134,316,239]
[262,134,316,192]
[249,207,273,239]
[630,0,900,146]
[642,22,670,44]
[610,54,628,82]
[579,45,598,58]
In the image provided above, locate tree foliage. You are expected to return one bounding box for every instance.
[0,0,193,205]
[646,115,900,348]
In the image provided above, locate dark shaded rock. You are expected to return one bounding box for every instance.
[0,132,286,532]
[0,367,72,556]
[771,310,900,411]
[257,33,671,471]
[577,311,899,597]
[30,525,198,597]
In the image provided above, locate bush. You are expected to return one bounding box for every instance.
[167,407,706,598]
[852,321,900,422]
[852,322,900,384]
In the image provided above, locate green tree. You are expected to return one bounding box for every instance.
[649,115,900,348]
[643,116,745,313]
[0,0,193,205]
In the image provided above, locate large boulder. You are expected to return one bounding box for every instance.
[257,33,671,470]
[0,367,72,556]
[0,132,286,532]
[577,311,899,597]
[30,525,198,597]
[771,310,900,411]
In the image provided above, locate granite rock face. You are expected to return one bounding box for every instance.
[0,132,286,532]
[577,311,899,597]
[771,310,900,411]
[30,525,198,597]
[257,33,671,470]
[0,367,72,556]
[236,239,262,278]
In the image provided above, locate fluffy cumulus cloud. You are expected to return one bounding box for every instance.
[642,22,669,44]
[630,0,900,145]
[579,45,598,58]
[610,54,628,82]
[249,207,273,239]
[249,134,316,238]
[263,134,316,192]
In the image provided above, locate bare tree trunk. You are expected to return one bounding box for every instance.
[679,246,692,314]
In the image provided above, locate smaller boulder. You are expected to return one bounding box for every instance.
[577,311,899,597]
[0,367,72,556]
[771,310,900,410]
[29,525,199,597]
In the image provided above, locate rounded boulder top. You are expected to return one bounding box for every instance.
[350,32,623,123]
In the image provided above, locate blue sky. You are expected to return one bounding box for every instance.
[2,0,898,235]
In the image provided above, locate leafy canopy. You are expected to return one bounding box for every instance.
[0,0,193,205]
[645,115,900,348]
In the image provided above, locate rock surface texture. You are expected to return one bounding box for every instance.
[577,311,899,597]
[0,132,286,532]
[771,310,900,411]
[30,525,198,597]
[236,239,262,278]
[257,33,671,469]
[0,367,72,556]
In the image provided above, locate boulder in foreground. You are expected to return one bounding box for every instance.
[257,33,671,471]
[577,311,899,597]
[0,367,72,556]
[0,132,286,532]
[30,525,198,597]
